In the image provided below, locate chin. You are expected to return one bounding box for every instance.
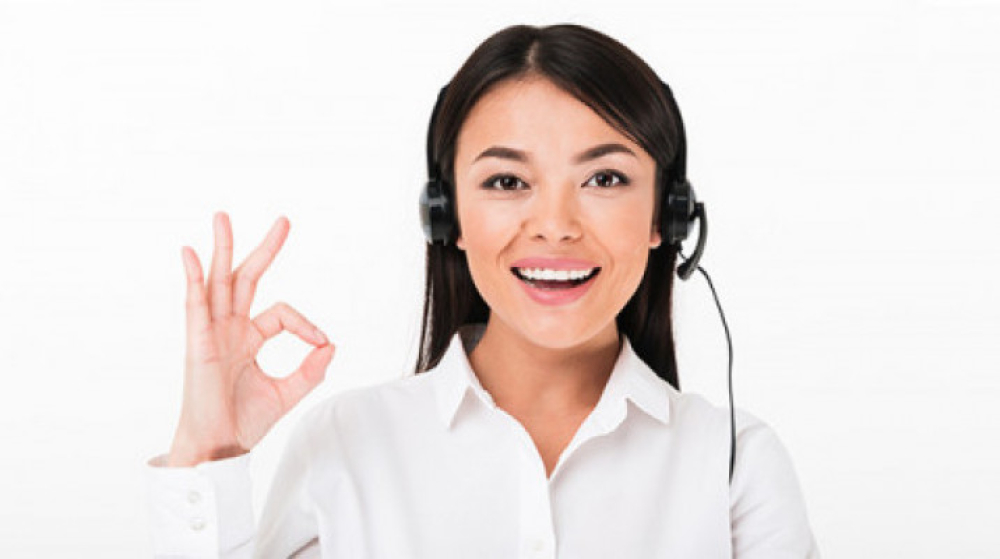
[511,314,616,350]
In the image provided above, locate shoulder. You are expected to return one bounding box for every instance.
[724,407,819,556]
[659,387,799,480]
[667,387,731,426]
[662,384,775,435]
[725,407,799,483]
[659,386,764,441]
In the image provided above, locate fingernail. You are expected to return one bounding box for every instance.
[314,328,327,344]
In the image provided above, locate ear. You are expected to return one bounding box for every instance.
[649,226,662,249]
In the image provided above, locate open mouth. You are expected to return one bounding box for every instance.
[510,267,601,290]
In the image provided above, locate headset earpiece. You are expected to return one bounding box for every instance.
[657,82,707,280]
[665,175,707,281]
[419,84,456,245]
[664,177,695,246]
[419,177,455,245]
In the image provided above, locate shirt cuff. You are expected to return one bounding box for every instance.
[144,452,255,558]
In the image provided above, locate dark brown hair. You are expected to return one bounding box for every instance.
[413,23,686,389]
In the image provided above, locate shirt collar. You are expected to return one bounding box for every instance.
[431,322,671,431]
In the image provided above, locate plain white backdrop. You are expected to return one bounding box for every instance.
[1,0,998,556]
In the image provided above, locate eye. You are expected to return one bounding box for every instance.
[481,174,527,191]
[480,170,631,191]
[585,170,630,189]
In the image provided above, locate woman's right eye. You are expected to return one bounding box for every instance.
[481,174,526,191]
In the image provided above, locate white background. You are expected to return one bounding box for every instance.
[1,0,998,556]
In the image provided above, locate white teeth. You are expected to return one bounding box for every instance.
[514,267,598,281]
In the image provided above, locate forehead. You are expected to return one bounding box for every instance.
[454,77,648,166]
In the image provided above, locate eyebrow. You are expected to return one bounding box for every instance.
[472,142,637,165]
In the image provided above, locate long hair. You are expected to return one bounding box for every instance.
[413,23,686,390]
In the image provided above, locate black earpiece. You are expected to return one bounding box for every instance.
[657,80,707,280]
[418,84,457,246]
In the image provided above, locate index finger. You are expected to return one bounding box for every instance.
[207,212,234,319]
[232,215,290,317]
[181,246,212,352]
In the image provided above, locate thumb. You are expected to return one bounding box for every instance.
[276,344,335,412]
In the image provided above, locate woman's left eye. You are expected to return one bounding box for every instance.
[585,170,630,188]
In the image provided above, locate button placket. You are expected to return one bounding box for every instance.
[487,402,559,558]
[494,412,556,559]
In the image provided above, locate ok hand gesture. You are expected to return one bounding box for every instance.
[167,212,335,467]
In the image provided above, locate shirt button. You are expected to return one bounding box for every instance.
[531,538,545,551]
[187,490,202,504]
[189,517,206,531]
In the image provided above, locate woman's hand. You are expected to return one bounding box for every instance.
[167,212,335,467]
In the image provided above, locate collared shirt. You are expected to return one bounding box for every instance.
[145,322,820,558]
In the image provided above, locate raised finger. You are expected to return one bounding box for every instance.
[250,301,329,347]
[181,246,212,357]
[207,211,234,319]
[232,216,289,317]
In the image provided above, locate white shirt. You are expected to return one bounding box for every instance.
[145,322,820,558]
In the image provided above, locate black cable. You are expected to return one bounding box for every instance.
[679,254,736,484]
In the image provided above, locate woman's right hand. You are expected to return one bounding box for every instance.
[167,212,335,467]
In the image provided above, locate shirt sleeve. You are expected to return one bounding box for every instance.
[143,451,256,558]
[144,408,323,558]
[729,411,821,559]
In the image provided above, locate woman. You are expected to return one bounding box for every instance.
[146,23,820,558]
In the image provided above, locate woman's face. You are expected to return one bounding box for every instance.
[453,75,662,349]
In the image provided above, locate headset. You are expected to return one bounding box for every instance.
[418,79,736,484]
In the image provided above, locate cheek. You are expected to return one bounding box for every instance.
[590,201,654,248]
[458,204,513,273]
[458,192,528,244]
[590,205,654,279]
[464,202,515,235]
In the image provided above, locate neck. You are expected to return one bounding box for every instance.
[466,317,622,417]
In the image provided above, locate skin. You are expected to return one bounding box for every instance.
[452,75,662,475]
[169,214,335,467]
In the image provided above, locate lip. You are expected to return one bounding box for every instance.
[511,267,600,306]
[510,257,600,271]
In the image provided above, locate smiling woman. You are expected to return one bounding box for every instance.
[145,22,819,559]
[408,23,817,557]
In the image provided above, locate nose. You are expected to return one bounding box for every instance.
[523,184,583,243]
